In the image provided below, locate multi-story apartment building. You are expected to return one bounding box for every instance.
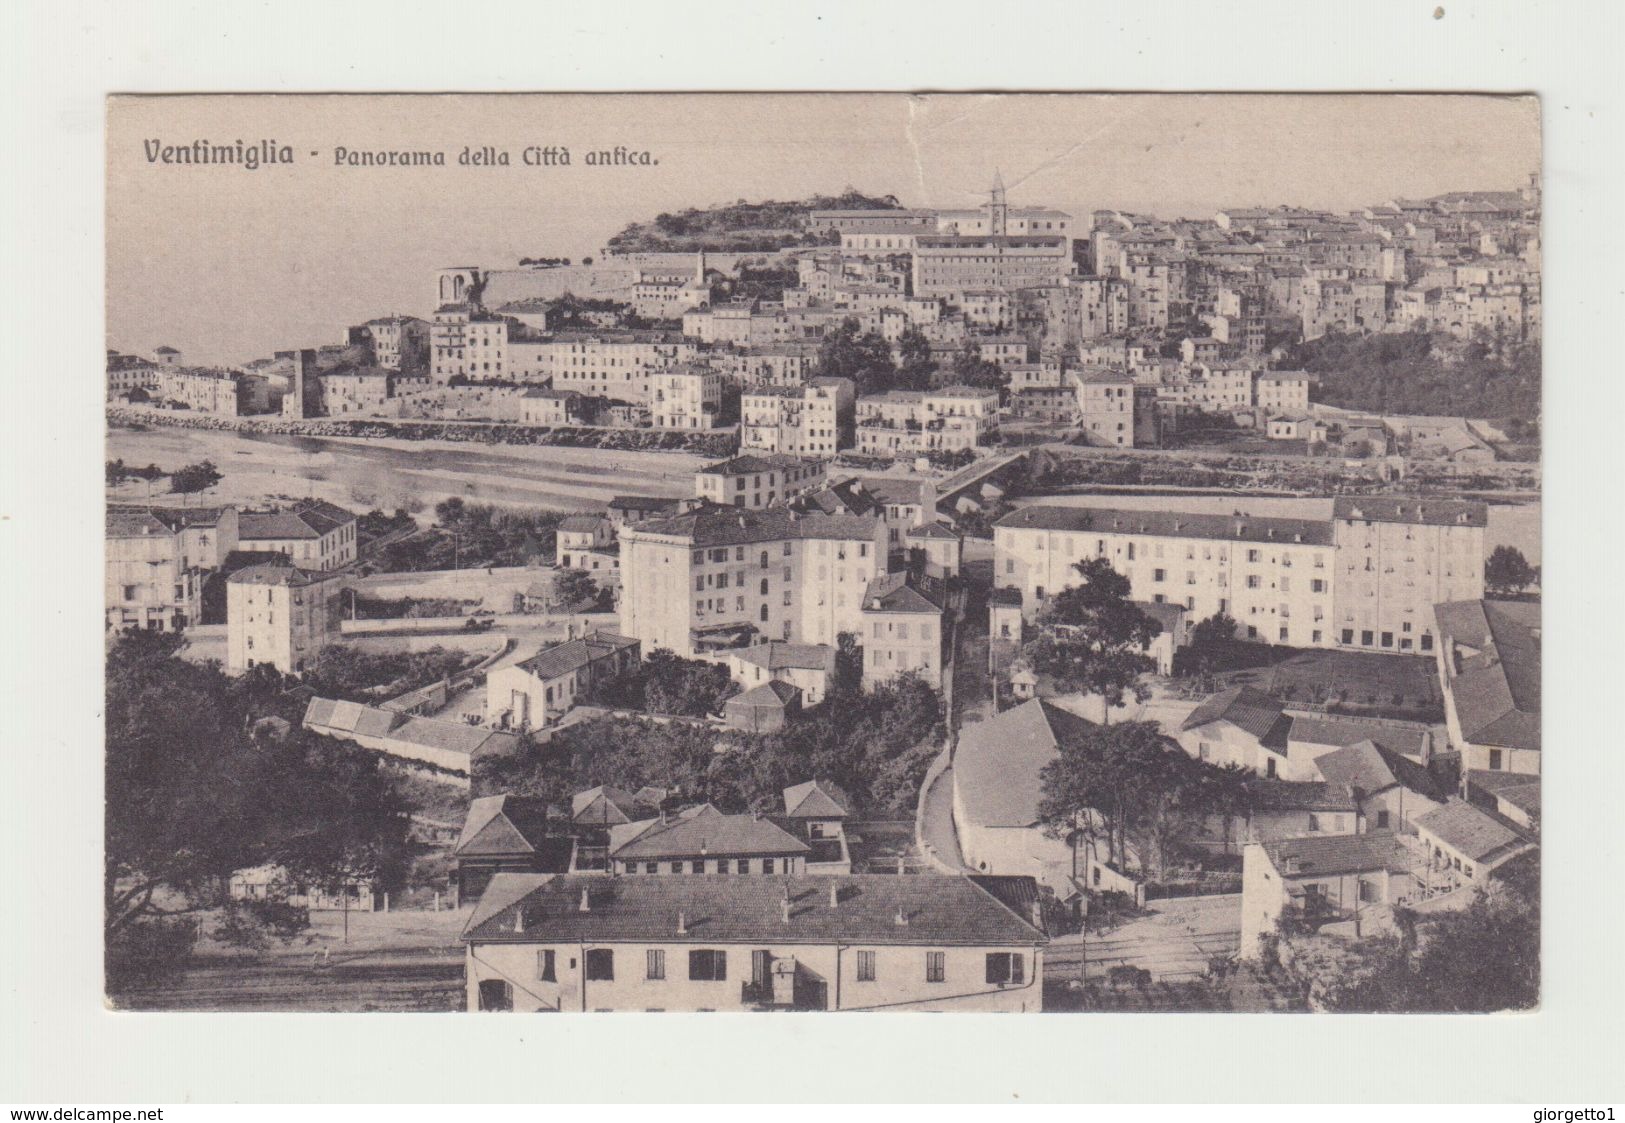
[461,872,1047,1012]
[105,506,240,632]
[693,454,827,510]
[106,352,161,397]
[714,345,818,389]
[1331,497,1486,655]
[649,364,722,429]
[226,563,348,674]
[1075,369,1136,448]
[430,304,511,383]
[860,572,947,690]
[855,387,1000,457]
[738,379,852,457]
[912,234,1071,298]
[517,333,698,401]
[348,315,428,371]
[152,367,246,415]
[238,499,358,571]
[1254,371,1313,414]
[994,506,1337,649]
[315,369,393,415]
[619,507,888,656]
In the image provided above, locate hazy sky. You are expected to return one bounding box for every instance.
[107,94,1540,366]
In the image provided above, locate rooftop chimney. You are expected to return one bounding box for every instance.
[578,887,591,913]
[513,907,525,934]
[894,907,909,927]
[896,856,905,876]
[828,883,839,909]
[781,896,792,924]
[676,909,687,935]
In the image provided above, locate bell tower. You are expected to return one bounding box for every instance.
[988,169,1009,236]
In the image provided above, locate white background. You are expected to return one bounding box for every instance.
[2,0,1622,1104]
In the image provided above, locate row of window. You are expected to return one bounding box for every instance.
[547,948,1026,986]
[621,858,788,875]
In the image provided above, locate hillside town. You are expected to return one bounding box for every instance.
[105,174,1541,1014]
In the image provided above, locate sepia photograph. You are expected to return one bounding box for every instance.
[100,92,1543,1017]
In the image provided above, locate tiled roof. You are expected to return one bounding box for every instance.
[303,697,519,759]
[1331,496,1488,528]
[463,873,1047,947]
[629,506,881,548]
[607,495,683,512]
[455,794,554,856]
[862,572,945,614]
[1312,739,1449,802]
[1246,780,1359,813]
[1181,686,1287,741]
[859,478,932,507]
[1414,800,1534,863]
[515,632,638,682]
[907,520,960,542]
[1285,716,1431,760]
[106,505,233,536]
[558,515,608,533]
[954,698,1096,828]
[1464,770,1541,819]
[1131,600,1186,630]
[609,805,808,861]
[240,499,356,541]
[571,785,643,825]
[1261,832,1413,878]
[1433,600,1540,752]
[228,564,331,588]
[698,453,819,476]
[783,779,852,818]
[728,680,801,709]
[995,505,1335,547]
[732,642,836,674]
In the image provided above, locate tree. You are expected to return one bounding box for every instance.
[1191,611,1239,651]
[554,568,600,609]
[104,634,410,946]
[817,316,896,395]
[169,460,221,494]
[951,344,1009,397]
[893,327,936,392]
[1484,545,1537,596]
[1037,718,1248,880]
[1312,860,1539,1012]
[640,649,738,717]
[1020,557,1161,718]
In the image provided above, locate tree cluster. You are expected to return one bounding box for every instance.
[1037,718,1253,881]
[302,644,473,702]
[1484,545,1537,596]
[475,666,945,820]
[1283,329,1540,422]
[105,634,411,976]
[168,460,222,495]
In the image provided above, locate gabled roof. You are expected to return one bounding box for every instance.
[455,794,554,857]
[1331,496,1488,528]
[862,572,946,615]
[954,698,1096,828]
[1285,716,1431,761]
[557,514,609,533]
[906,521,961,542]
[1181,686,1287,742]
[728,680,801,709]
[571,785,642,825]
[1246,780,1359,813]
[1260,832,1413,878]
[463,873,1047,947]
[697,453,816,476]
[1433,599,1541,753]
[783,779,852,819]
[731,642,836,674]
[630,506,882,548]
[1464,769,1541,820]
[303,697,520,759]
[515,631,638,682]
[1414,800,1535,864]
[239,499,356,541]
[859,478,932,507]
[609,805,809,861]
[1313,740,1449,803]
